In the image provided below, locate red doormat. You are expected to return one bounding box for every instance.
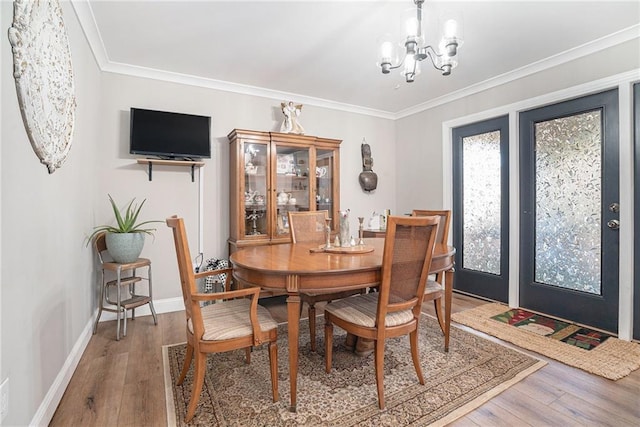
[491,308,611,350]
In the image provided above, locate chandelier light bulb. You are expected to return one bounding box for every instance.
[381,41,394,59]
[405,17,419,37]
[404,55,416,72]
[438,54,458,76]
[443,19,458,39]
[404,55,421,82]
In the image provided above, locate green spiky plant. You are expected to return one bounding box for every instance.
[86,194,163,245]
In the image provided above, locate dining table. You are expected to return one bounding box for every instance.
[229,237,456,411]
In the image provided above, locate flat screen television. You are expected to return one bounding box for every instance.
[129,108,211,159]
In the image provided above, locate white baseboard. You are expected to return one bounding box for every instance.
[30,296,184,426]
[29,316,93,427]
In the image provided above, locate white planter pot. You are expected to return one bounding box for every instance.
[105,232,145,263]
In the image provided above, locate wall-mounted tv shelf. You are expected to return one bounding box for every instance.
[136,159,205,182]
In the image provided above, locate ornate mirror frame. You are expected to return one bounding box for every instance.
[8,0,77,174]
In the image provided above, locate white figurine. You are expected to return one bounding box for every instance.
[280,101,305,134]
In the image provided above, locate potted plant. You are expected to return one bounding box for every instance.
[87,194,162,263]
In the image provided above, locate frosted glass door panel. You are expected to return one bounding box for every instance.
[462,131,501,275]
[534,111,601,294]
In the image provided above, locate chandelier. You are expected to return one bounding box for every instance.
[379,0,462,83]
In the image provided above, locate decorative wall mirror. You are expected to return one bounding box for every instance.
[8,0,76,174]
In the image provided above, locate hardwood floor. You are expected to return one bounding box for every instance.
[50,293,640,426]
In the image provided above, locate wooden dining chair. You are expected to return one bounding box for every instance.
[324,215,439,409]
[411,209,451,334]
[288,210,363,351]
[166,216,279,422]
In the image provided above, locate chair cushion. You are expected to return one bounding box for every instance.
[188,298,278,341]
[424,280,443,295]
[324,292,414,328]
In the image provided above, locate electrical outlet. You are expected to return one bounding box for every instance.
[0,377,8,422]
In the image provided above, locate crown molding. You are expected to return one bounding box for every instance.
[396,24,640,119]
[71,0,638,121]
[70,0,109,68]
[100,61,397,120]
[69,0,395,119]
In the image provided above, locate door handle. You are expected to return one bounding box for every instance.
[607,219,620,230]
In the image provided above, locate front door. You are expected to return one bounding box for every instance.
[452,115,509,302]
[519,89,619,333]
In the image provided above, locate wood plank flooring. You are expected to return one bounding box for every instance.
[50,294,640,426]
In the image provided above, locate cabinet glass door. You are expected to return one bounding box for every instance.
[244,142,268,237]
[274,145,311,237]
[316,149,335,216]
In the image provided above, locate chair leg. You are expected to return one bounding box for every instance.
[149,299,158,325]
[374,339,385,409]
[123,307,128,337]
[148,264,158,325]
[93,306,103,335]
[410,330,425,385]
[93,276,106,335]
[433,297,445,334]
[177,343,194,385]
[324,320,333,373]
[245,347,251,364]
[308,303,316,352]
[116,272,122,341]
[268,341,279,402]
[185,352,206,423]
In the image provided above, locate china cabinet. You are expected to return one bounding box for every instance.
[228,129,341,253]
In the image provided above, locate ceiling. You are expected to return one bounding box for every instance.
[75,1,640,118]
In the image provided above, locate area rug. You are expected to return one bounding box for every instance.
[452,303,640,380]
[163,315,545,426]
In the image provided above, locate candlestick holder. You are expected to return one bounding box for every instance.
[245,209,264,235]
[324,217,333,249]
[358,216,365,245]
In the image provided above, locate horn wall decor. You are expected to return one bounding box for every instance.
[8,0,76,174]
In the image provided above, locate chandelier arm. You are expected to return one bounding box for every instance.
[422,46,446,72]
[387,62,405,71]
[383,55,407,72]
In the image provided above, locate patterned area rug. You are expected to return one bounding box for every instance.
[452,303,640,380]
[163,315,545,426]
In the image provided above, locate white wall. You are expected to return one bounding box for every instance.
[1,1,102,425]
[395,38,640,214]
[96,73,396,302]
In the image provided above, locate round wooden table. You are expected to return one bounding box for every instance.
[230,238,455,411]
